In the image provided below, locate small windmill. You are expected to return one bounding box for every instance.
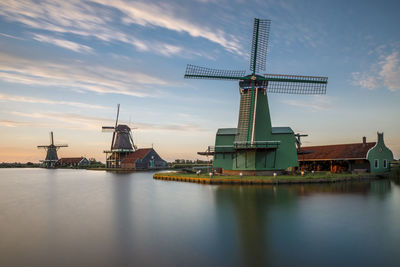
[185,18,328,173]
[102,104,137,168]
[37,131,68,168]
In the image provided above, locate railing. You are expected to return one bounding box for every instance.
[233,140,280,149]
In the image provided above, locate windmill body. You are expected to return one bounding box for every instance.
[186,18,328,174]
[103,104,137,168]
[37,132,68,168]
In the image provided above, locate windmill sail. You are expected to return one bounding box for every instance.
[264,74,327,94]
[184,64,246,80]
[250,19,271,73]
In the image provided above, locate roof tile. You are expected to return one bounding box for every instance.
[299,142,376,161]
[122,148,152,164]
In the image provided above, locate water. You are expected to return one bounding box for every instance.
[0,168,399,267]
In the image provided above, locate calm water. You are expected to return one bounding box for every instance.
[0,169,399,267]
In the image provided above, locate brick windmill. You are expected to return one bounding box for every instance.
[102,104,137,168]
[185,18,328,174]
[37,131,68,168]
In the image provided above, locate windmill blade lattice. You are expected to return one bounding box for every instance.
[184,64,246,80]
[250,19,271,73]
[264,74,328,94]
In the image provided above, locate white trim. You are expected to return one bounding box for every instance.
[383,159,387,168]
[366,142,377,159]
[251,87,258,143]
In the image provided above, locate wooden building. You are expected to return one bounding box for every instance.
[298,133,394,173]
[120,148,167,170]
[56,157,90,167]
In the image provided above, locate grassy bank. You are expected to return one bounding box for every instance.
[155,171,367,180]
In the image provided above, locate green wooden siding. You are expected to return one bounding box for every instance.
[367,133,394,173]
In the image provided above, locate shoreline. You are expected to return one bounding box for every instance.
[153,172,387,185]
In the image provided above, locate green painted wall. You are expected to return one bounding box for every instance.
[367,132,394,173]
[254,89,272,141]
[212,90,299,172]
[213,129,298,171]
[270,132,298,170]
[213,129,235,170]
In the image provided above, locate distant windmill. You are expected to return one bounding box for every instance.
[37,131,68,168]
[102,104,137,168]
[185,18,328,173]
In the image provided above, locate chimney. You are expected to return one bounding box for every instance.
[362,136,366,145]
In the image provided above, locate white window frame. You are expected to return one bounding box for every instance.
[383,159,387,168]
[374,159,379,169]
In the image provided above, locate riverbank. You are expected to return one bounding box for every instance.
[153,172,386,185]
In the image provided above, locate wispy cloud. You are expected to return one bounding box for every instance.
[0,93,108,109]
[94,0,244,55]
[0,120,32,127]
[352,49,400,92]
[0,52,168,97]
[379,51,400,91]
[282,95,333,111]
[0,0,243,56]
[8,111,209,133]
[10,111,112,131]
[351,72,379,90]
[33,34,93,53]
[0,32,24,40]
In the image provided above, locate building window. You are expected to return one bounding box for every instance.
[374,159,379,169]
[383,159,387,168]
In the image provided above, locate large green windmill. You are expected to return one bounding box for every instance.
[185,18,328,174]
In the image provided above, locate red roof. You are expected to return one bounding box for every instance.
[299,142,376,161]
[57,157,84,164]
[122,148,152,164]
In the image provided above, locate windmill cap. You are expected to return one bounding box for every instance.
[115,124,131,131]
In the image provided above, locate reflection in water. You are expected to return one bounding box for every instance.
[215,185,297,266]
[0,169,399,267]
[214,180,393,266]
[111,173,135,267]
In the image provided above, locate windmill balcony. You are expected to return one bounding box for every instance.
[103,148,135,153]
[233,141,280,150]
[214,145,235,153]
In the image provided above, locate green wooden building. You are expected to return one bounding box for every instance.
[367,132,394,173]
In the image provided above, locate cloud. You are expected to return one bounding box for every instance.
[0,0,243,56]
[351,50,400,92]
[0,120,31,127]
[282,95,332,111]
[0,32,24,40]
[0,93,108,109]
[33,34,93,53]
[134,122,209,133]
[8,111,209,133]
[10,111,112,131]
[351,72,379,90]
[0,52,168,97]
[379,51,400,91]
[94,0,244,55]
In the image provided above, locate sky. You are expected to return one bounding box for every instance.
[0,0,399,163]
